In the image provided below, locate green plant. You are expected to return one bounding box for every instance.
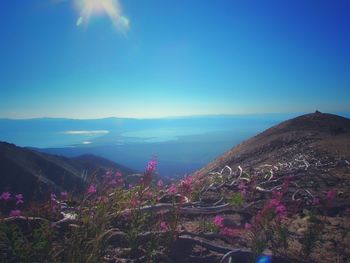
[0,221,56,263]
[198,218,218,233]
[300,212,323,260]
[228,192,244,207]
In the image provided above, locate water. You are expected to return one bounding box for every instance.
[4,113,340,177]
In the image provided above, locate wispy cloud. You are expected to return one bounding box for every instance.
[74,0,130,32]
[63,130,109,135]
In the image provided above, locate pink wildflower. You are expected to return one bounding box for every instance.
[220,227,237,238]
[15,194,24,205]
[276,204,287,215]
[145,191,153,199]
[50,193,57,201]
[115,171,122,177]
[214,216,224,228]
[130,198,140,208]
[109,178,118,187]
[87,185,96,194]
[244,223,252,230]
[168,183,177,194]
[160,221,169,231]
[10,209,21,217]
[157,179,163,189]
[180,176,193,194]
[50,193,59,213]
[0,192,11,201]
[147,159,158,172]
[269,199,280,207]
[326,190,336,201]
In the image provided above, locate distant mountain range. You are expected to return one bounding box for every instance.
[0,142,135,201]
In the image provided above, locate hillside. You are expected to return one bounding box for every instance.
[196,111,350,172]
[0,141,135,200]
[194,111,350,205]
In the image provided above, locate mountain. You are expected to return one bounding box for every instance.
[0,141,136,200]
[194,111,350,208]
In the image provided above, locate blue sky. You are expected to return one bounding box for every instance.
[0,0,349,118]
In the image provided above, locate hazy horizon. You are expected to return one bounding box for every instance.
[1,111,350,121]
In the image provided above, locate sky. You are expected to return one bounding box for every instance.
[0,0,349,119]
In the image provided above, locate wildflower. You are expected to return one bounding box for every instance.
[244,223,252,230]
[269,198,280,207]
[87,185,96,194]
[214,216,224,228]
[50,193,57,201]
[275,204,287,216]
[157,179,163,189]
[168,183,177,194]
[145,191,153,199]
[130,198,140,208]
[15,194,24,205]
[0,192,11,201]
[111,172,123,187]
[160,221,169,231]
[326,190,336,201]
[146,159,158,172]
[10,209,21,217]
[179,176,193,195]
[220,227,237,238]
[50,193,59,213]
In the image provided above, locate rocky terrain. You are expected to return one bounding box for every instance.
[187,111,350,262]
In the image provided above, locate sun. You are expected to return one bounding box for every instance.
[74,0,129,31]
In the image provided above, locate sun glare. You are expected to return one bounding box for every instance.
[74,0,129,31]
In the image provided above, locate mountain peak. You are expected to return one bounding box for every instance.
[194,112,350,177]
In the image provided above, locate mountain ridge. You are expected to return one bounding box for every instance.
[0,141,136,200]
[194,111,350,176]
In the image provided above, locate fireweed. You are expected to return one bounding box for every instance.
[245,189,290,261]
[1,162,349,262]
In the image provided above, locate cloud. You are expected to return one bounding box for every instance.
[74,0,130,32]
[63,130,109,135]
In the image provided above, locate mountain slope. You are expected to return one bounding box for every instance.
[0,141,135,200]
[194,111,350,205]
[196,111,350,172]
